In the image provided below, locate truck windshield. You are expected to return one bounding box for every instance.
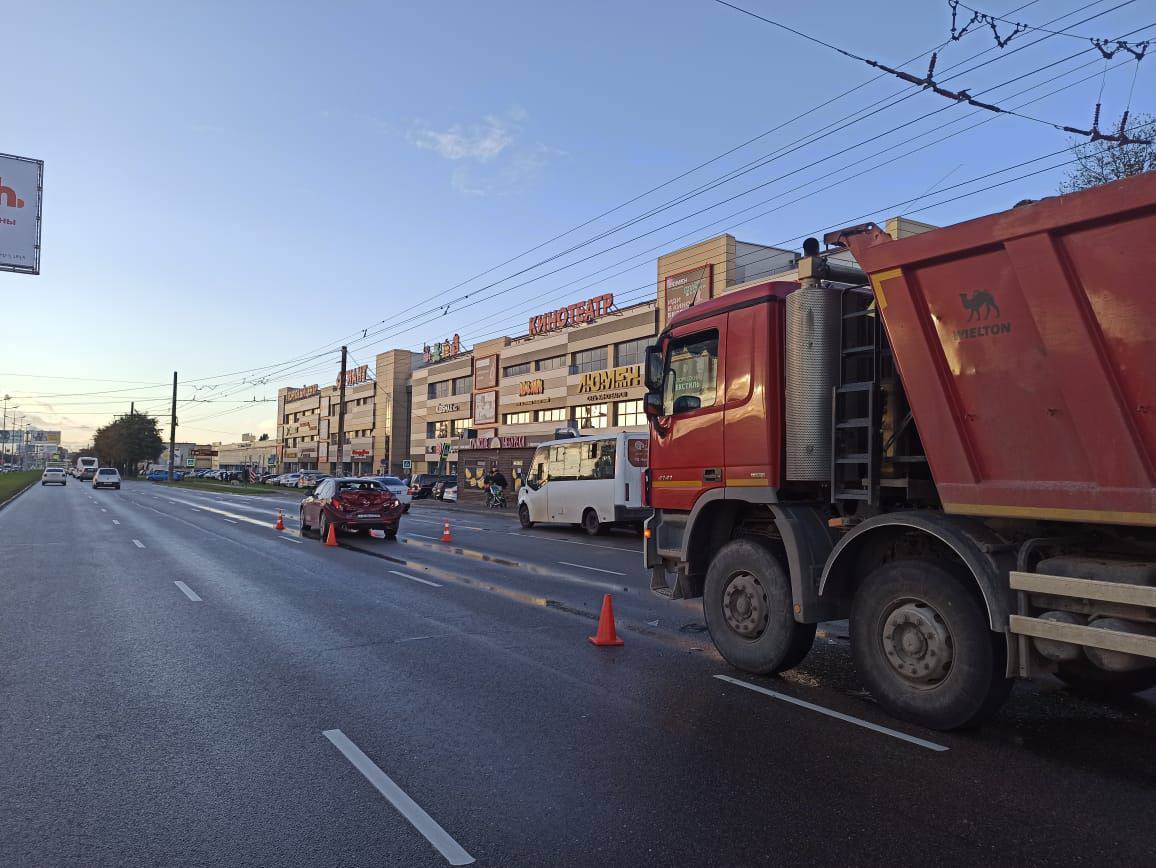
[664,331,718,413]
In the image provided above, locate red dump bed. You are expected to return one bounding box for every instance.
[838,171,1156,528]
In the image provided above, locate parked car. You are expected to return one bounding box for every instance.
[40,467,67,486]
[145,469,172,482]
[264,474,285,485]
[299,477,403,541]
[409,473,455,500]
[361,475,412,511]
[442,484,458,503]
[297,472,330,489]
[93,467,122,490]
[279,473,303,487]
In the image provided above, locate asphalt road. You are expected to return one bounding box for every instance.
[2,480,1155,866]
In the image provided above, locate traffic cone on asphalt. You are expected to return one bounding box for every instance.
[588,594,624,647]
[325,523,339,547]
[275,510,285,531]
[441,519,452,543]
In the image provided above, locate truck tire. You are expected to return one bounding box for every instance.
[1055,660,1156,697]
[851,559,1011,730]
[703,538,815,675]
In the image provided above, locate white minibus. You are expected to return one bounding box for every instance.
[517,431,650,535]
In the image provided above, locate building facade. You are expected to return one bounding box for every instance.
[406,297,657,500]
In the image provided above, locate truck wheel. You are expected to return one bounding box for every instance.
[703,538,815,675]
[1055,660,1156,697]
[582,508,605,536]
[519,503,534,528]
[851,559,1011,730]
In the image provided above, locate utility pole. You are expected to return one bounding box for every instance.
[130,401,135,416]
[167,371,177,482]
[1,394,9,465]
[335,346,348,477]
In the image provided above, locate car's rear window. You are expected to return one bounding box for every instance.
[98,469,118,475]
[380,477,403,486]
[338,481,382,492]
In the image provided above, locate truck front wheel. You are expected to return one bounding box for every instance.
[851,559,1012,730]
[703,538,815,675]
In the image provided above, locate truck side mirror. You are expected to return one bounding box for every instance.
[644,391,664,419]
[672,395,701,415]
[644,346,664,391]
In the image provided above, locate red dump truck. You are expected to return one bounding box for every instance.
[642,171,1156,729]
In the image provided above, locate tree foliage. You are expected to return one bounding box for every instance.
[1060,113,1156,193]
[92,414,164,475]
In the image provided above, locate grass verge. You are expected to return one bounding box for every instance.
[0,471,41,505]
[169,478,295,497]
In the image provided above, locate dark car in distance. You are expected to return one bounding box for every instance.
[299,477,403,541]
[409,473,455,500]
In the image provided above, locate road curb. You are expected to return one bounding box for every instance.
[0,477,39,513]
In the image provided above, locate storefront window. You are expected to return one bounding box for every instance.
[575,403,608,429]
[615,337,649,368]
[451,417,474,435]
[427,420,452,439]
[503,411,531,425]
[536,407,568,423]
[616,400,645,426]
[571,347,607,374]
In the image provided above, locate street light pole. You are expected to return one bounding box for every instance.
[335,346,348,477]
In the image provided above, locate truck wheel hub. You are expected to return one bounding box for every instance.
[722,573,768,639]
[881,601,953,687]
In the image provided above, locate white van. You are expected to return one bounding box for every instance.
[517,432,650,535]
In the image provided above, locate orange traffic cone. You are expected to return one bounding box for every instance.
[325,522,339,547]
[275,510,285,531]
[441,519,452,543]
[588,594,624,646]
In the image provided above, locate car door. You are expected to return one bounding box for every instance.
[649,320,725,512]
[307,480,330,524]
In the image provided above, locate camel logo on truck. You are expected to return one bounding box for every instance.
[960,290,1000,321]
[953,290,1010,341]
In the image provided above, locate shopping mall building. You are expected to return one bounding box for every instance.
[270,223,929,488]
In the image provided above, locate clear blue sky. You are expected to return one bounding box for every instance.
[2,0,1150,446]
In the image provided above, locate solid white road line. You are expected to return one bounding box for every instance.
[406,532,441,541]
[713,675,949,752]
[388,569,442,588]
[505,531,633,553]
[190,507,201,512]
[223,518,239,524]
[131,539,146,549]
[558,560,627,576]
[174,581,202,602]
[276,535,303,544]
[112,519,120,525]
[322,729,474,866]
[100,508,107,513]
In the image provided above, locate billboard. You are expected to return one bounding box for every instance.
[0,153,44,274]
[664,264,712,324]
[0,429,60,443]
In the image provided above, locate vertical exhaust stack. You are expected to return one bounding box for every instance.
[784,238,844,482]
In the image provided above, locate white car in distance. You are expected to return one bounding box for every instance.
[41,468,67,486]
[93,467,122,490]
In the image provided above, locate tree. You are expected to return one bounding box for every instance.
[1060,113,1156,193]
[258,433,269,441]
[92,414,164,476]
